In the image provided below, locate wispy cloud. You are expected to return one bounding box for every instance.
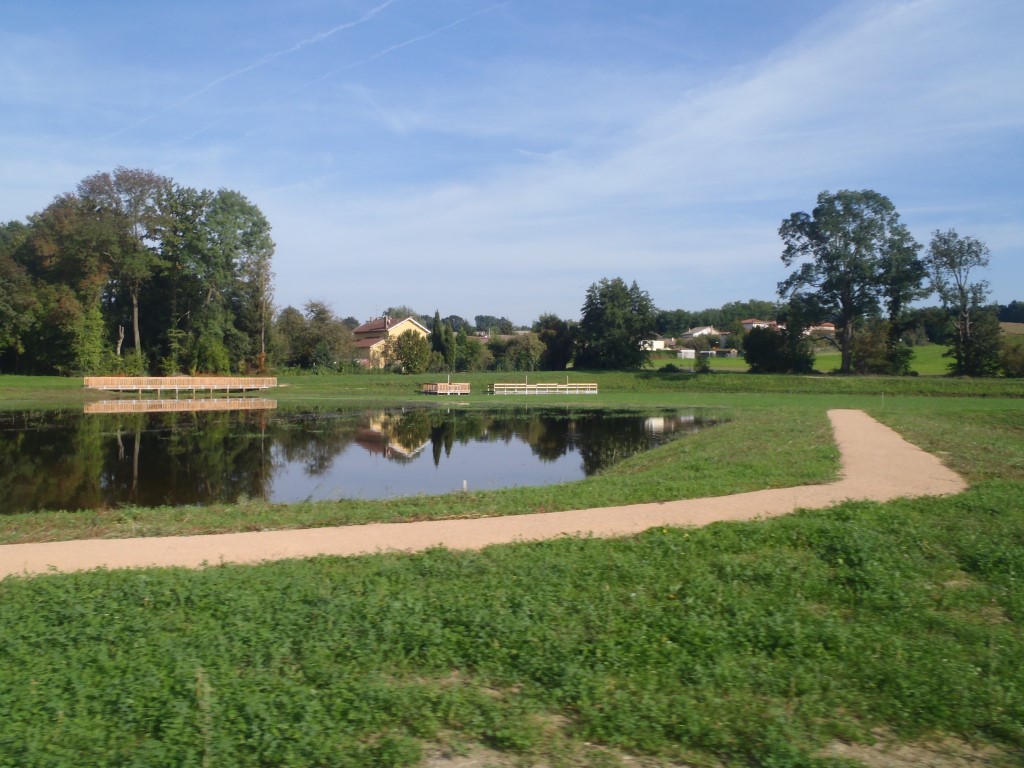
[264,0,1024,318]
[99,0,398,141]
[308,2,510,84]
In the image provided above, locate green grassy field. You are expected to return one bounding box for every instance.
[1,373,1023,767]
[651,344,953,375]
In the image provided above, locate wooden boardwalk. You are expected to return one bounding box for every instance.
[84,398,277,414]
[488,382,598,395]
[83,376,277,396]
[422,382,470,395]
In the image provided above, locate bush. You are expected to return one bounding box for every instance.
[743,328,814,373]
[1001,336,1024,378]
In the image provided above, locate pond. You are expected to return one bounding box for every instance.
[0,406,721,514]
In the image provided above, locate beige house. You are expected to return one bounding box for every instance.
[352,316,430,368]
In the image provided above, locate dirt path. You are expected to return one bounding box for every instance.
[0,410,966,579]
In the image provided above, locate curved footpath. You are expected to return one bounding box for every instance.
[0,410,967,579]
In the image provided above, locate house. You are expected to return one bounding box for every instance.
[680,325,730,347]
[352,315,430,368]
[640,335,670,351]
[740,318,776,332]
[807,321,836,337]
[680,325,725,339]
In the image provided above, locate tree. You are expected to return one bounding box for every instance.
[200,190,275,372]
[1,171,275,375]
[1001,335,1024,378]
[778,190,922,374]
[533,313,575,370]
[455,330,490,371]
[475,315,514,335]
[22,193,119,374]
[300,301,353,370]
[384,306,427,326]
[490,333,544,372]
[442,315,471,332]
[77,167,173,366]
[925,229,1001,376]
[272,305,307,367]
[385,329,431,373]
[430,310,456,371]
[743,297,815,374]
[999,300,1024,323]
[575,277,656,370]
[0,221,37,366]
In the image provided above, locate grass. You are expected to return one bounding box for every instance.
[649,343,960,376]
[1,487,1022,767]
[1,373,1023,766]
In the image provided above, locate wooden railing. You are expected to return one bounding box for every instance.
[421,382,471,395]
[488,382,598,395]
[84,398,277,414]
[83,376,277,393]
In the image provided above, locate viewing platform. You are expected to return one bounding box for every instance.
[421,382,471,395]
[488,382,598,395]
[83,376,277,397]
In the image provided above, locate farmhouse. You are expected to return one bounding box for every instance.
[352,315,430,368]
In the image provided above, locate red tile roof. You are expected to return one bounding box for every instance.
[353,317,398,335]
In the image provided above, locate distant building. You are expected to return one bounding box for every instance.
[640,335,670,351]
[807,321,836,336]
[740,318,776,332]
[680,325,730,347]
[352,315,430,368]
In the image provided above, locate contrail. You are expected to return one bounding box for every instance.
[181,0,397,103]
[100,0,397,140]
[164,2,511,148]
[310,2,510,84]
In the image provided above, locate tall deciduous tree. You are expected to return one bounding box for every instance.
[925,229,1001,376]
[23,193,119,373]
[77,167,172,365]
[0,222,37,365]
[385,329,431,373]
[575,277,656,370]
[778,189,922,374]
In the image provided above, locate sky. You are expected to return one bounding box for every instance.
[2,0,1022,326]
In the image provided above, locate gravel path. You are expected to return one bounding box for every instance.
[0,410,967,578]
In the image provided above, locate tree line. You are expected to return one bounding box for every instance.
[0,167,274,375]
[2,175,1019,377]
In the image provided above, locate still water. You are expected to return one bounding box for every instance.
[0,406,719,514]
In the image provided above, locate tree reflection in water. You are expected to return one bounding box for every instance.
[0,407,718,514]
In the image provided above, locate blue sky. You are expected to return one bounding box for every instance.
[3,0,1022,325]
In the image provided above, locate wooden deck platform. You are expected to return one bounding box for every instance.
[488,382,598,395]
[422,382,471,395]
[83,376,277,395]
[84,398,278,414]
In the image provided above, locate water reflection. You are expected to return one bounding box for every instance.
[0,407,718,514]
